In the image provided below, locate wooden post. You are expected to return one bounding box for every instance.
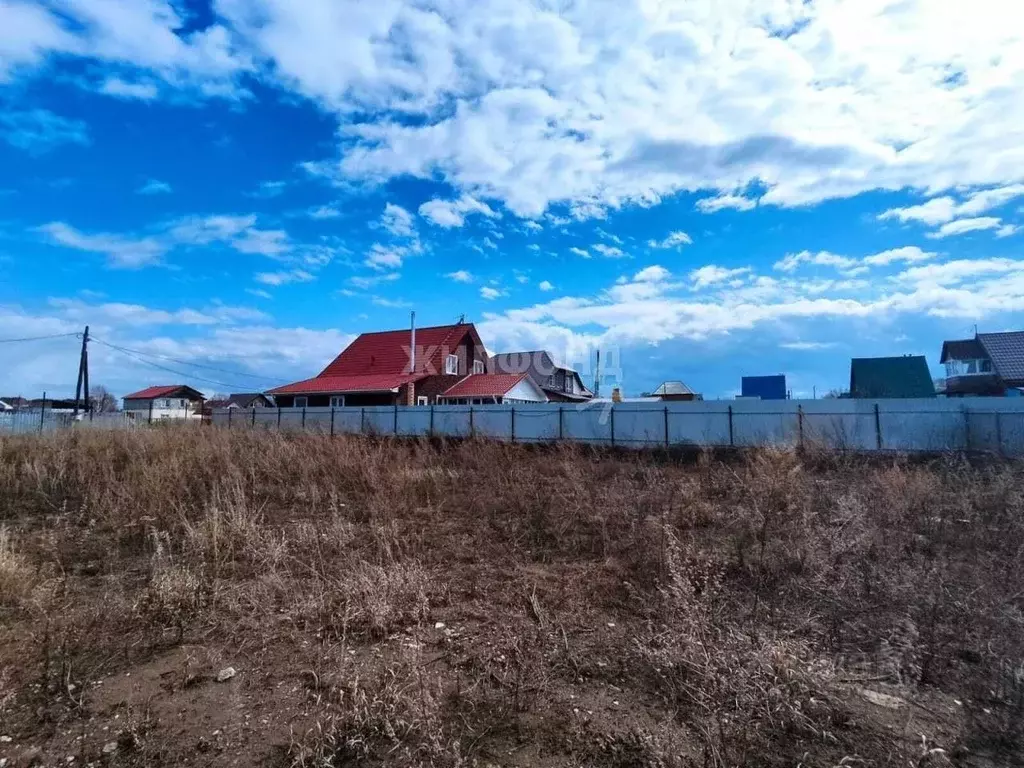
[228,407,232,428]
[149,399,154,425]
[510,407,516,443]
[360,407,365,434]
[429,404,434,437]
[277,405,282,429]
[394,404,399,436]
[301,406,306,429]
[469,406,475,438]
[996,412,1004,457]
[330,406,335,437]
[251,407,256,427]
[874,403,882,450]
[39,391,46,434]
[664,406,669,448]
[558,406,564,441]
[728,405,734,447]
[610,405,616,448]
[797,405,804,448]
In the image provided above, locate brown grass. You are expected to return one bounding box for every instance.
[1,427,1023,767]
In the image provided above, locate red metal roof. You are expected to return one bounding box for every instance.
[123,385,204,400]
[440,374,527,398]
[318,323,483,377]
[268,373,425,396]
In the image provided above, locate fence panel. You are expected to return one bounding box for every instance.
[205,399,1024,455]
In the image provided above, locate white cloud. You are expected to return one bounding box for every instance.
[997,224,1020,238]
[248,180,287,199]
[696,195,757,214]
[633,265,670,283]
[1,109,88,152]
[538,280,554,291]
[862,246,937,266]
[365,243,407,270]
[592,243,626,258]
[231,228,290,256]
[380,203,416,237]
[447,270,474,283]
[350,272,400,290]
[38,221,166,268]
[8,1,1024,219]
[308,205,341,220]
[774,250,863,274]
[482,236,498,250]
[896,258,1024,286]
[927,217,1004,239]
[523,221,543,232]
[170,214,258,245]
[246,288,273,299]
[881,185,1024,225]
[480,286,504,300]
[137,179,171,195]
[527,243,541,251]
[781,341,837,351]
[100,77,159,101]
[648,231,693,250]
[690,265,751,289]
[419,195,498,228]
[371,295,412,308]
[254,269,314,286]
[569,247,590,258]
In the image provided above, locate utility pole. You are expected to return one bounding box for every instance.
[73,325,90,416]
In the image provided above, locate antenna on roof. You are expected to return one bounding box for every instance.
[457,314,465,325]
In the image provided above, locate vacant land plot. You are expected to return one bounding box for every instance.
[1,428,1023,767]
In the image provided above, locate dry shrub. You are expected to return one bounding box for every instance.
[0,526,35,607]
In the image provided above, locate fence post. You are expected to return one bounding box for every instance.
[558,406,564,441]
[874,403,882,450]
[728,405,734,447]
[39,392,46,434]
[664,406,670,448]
[797,404,804,449]
[330,406,335,437]
[149,399,153,424]
[963,406,971,452]
[996,412,1004,457]
[469,406,475,438]
[277,405,282,430]
[228,407,233,429]
[302,406,306,430]
[394,404,399,436]
[610,405,616,448]
[251,407,256,427]
[510,407,516,443]
[429,404,434,437]
[360,407,365,435]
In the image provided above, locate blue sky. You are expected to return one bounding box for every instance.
[2,0,1024,400]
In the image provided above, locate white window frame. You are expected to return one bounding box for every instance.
[473,359,485,375]
[417,396,429,406]
[445,354,459,375]
[330,395,345,407]
[294,396,308,408]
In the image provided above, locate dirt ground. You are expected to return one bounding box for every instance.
[2,428,1023,767]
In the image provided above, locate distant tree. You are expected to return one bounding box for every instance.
[822,389,849,399]
[90,385,119,412]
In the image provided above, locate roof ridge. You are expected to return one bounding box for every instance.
[357,322,472,336]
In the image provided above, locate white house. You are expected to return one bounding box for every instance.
[122,385,205,421]
[436,373,548,405]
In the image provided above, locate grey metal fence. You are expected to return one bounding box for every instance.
[0,410,136,434]
[211,399,1024,455]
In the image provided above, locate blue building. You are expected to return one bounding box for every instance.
[741,375,787,400]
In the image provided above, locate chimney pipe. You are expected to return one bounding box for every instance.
[410,311,416,374]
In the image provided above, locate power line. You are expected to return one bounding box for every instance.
[89,336,290,384]
[0,332,81,344]
[99,342,257,391]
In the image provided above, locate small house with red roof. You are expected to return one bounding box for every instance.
[123,385,205,420]
[269,321,500,407]
[436,373,547,405]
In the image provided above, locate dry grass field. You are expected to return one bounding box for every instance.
[2,427,1024,767]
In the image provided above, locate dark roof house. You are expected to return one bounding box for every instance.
[646,381,702,401]
[123,385,206,402]
[206,393,275,409]
[849,356,935,399]
[741,375,787,400]
[489,350,593,402]
[940,331,1024,396]
[269,322,489,407]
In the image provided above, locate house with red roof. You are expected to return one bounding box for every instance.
[436,373,548,405]
[122,385,205,421]
[269,321,514,407]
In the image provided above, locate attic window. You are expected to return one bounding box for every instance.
[445,354,459,375]
[473,359,485,375]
